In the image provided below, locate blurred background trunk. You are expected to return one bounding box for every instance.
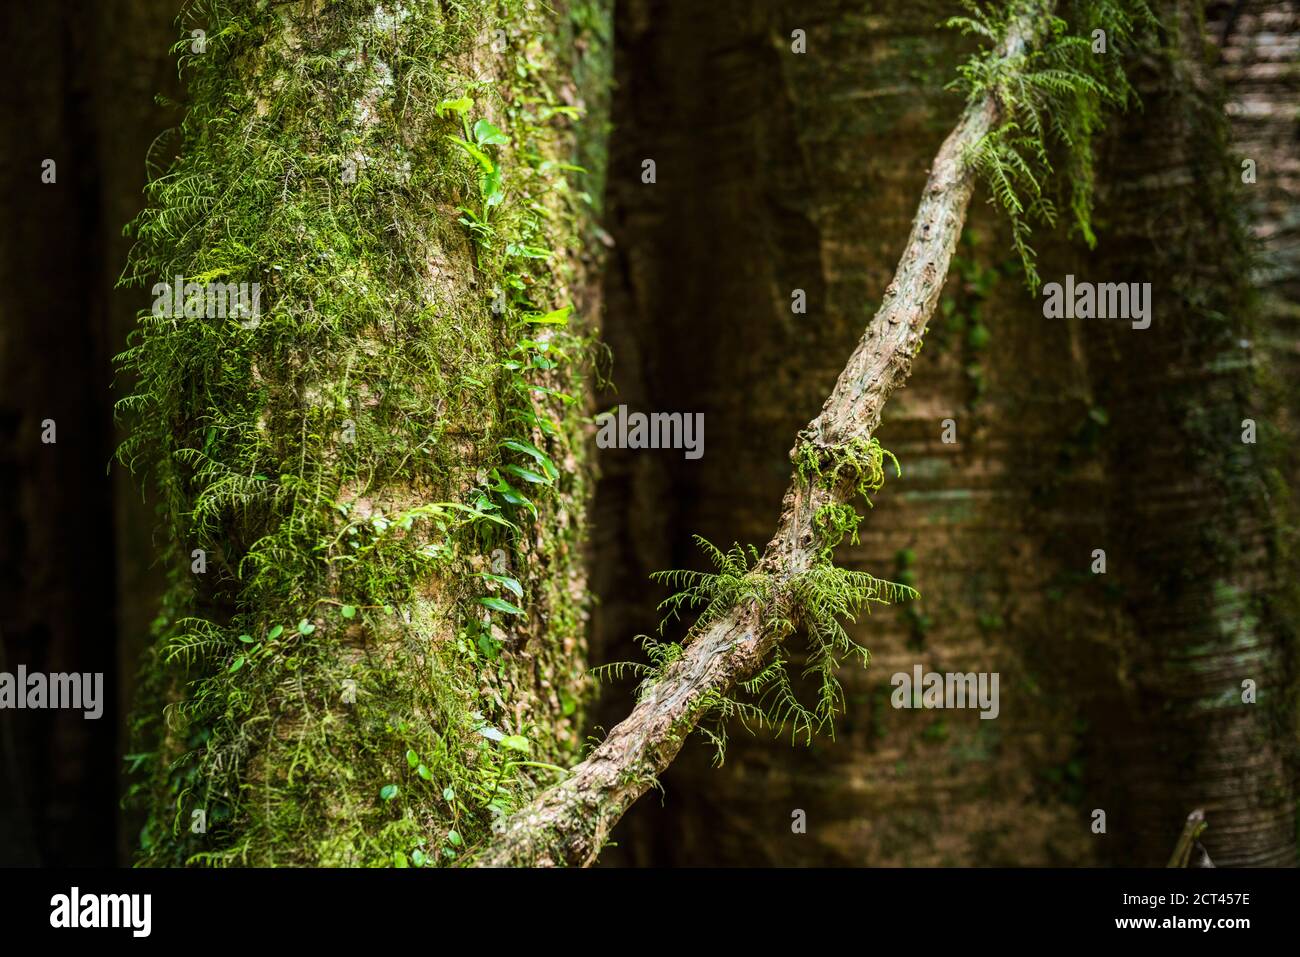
[591,0,1298,866]
[0,0,179,866]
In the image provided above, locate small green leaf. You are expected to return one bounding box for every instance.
[502,463,549,485]
[436,95,473,117]
[340,604,357,619]
[267,624,284,640]
[478,631,501,660]
[524,306,572,326]
[447,830,463,847]
[481,165,503,206]
[492,479,536,515]
[411,849,427,867]
[500,735,532,754]
[406,749,419,769]
[417,764,433,781]
[229,656,246,673]
[480,596,524,616]
[530,384,575,404]
[500,439,559,480]
[442,787,455,802]
[480,573,523,598]
[393,851,409,868]
[298,618,316,635]
[473,119,509,146]
[506,243,551,259]
[237,634,255,644]
[379,784,399,801]
[448,135,493,172]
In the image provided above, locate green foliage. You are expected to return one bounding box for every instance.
[651,538,774,632]
[945,0,1156,290]
[795,435,902,561]
[812,502,863,561]
[590,634,686,700]
[756,561,917,746]
[601,532,917,764]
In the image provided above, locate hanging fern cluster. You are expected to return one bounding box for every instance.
[599,505,917,765]
[796,436,901,560]
[946,0,1157,290]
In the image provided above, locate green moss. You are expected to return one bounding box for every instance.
[117,0,610,866]
[796,435,900,503]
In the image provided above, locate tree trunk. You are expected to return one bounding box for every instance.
[591,0,1297,867]
[1047,0,1296,868]
[119,0,612,867]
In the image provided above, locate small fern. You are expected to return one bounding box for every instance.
[590,634,685,701]
[946,0,1156,290]
[599,534,917,761]
[650,536,773,633]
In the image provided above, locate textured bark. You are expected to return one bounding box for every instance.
[589,0,1295,868]
[1204,0,1300,866]
[118,0,612,866]
[476,6,1049,868]
[1069,0,1298,867]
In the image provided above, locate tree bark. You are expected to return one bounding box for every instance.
[119,0,612,866]
[582,0,1295,870]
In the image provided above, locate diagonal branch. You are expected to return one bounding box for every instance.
[474,3,1052,868]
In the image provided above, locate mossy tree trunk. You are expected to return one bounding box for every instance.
[1051,0,1296,867]
[120,0,611,866]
